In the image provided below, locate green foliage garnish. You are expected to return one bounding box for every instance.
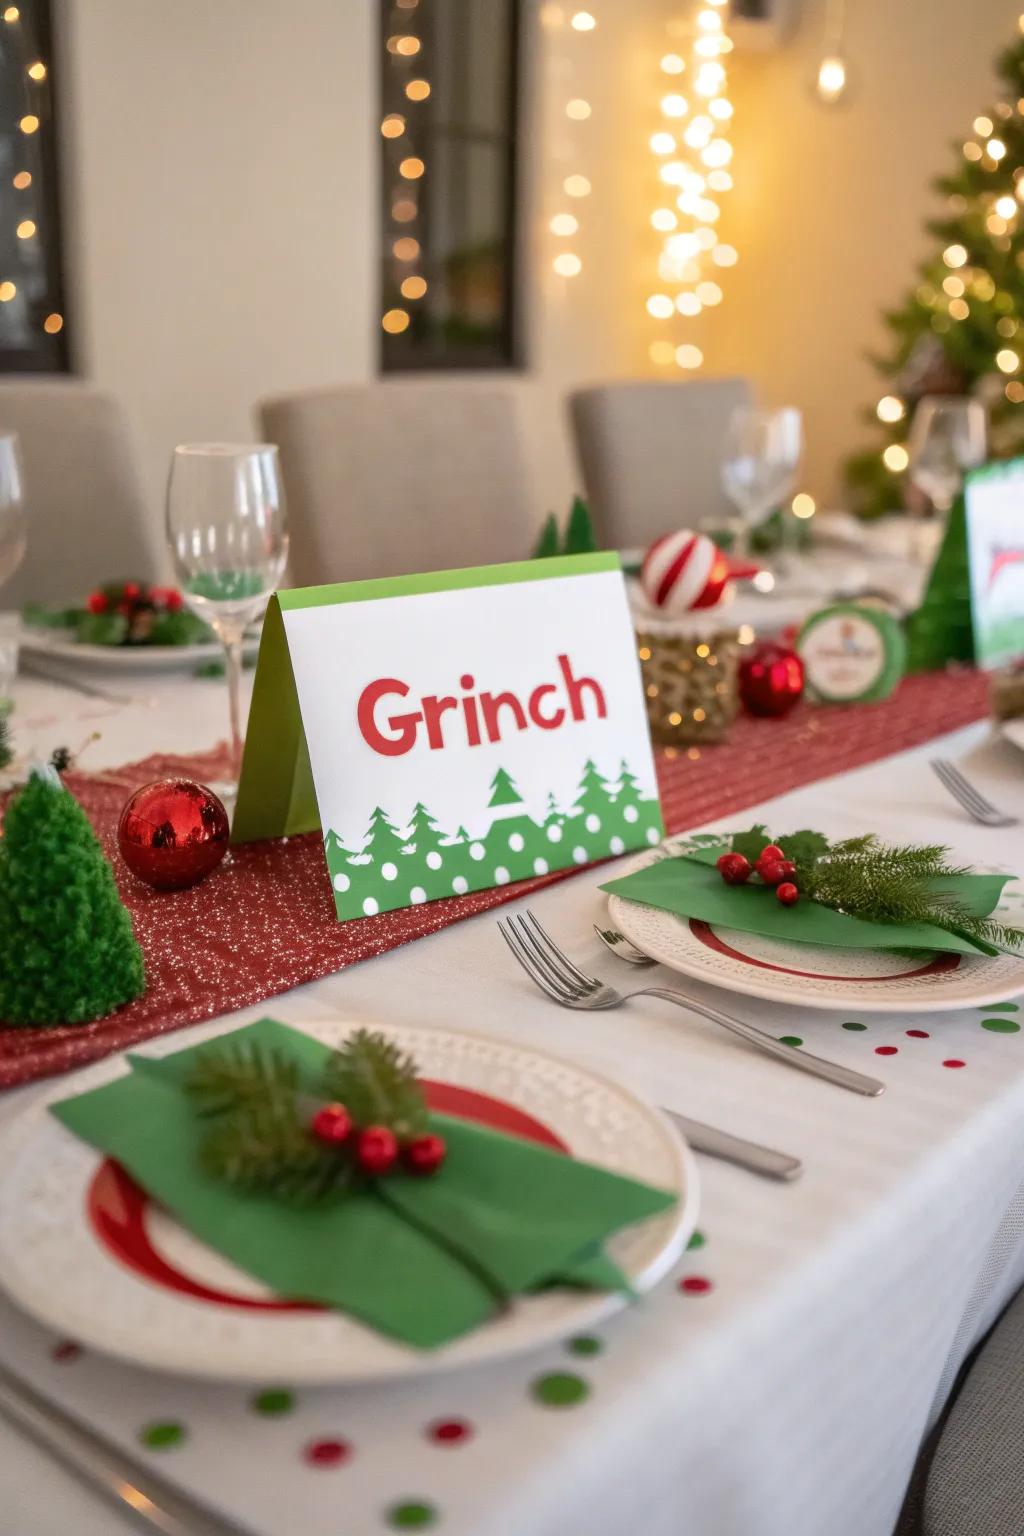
[323,1029,429,1144]
[185,1030,428,1202]
[728,825,1024,953]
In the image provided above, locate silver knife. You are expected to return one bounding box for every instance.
[662,1109,803,1181]
[0,1359,251,1536]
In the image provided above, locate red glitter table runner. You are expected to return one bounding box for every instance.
[0,668,991,1086]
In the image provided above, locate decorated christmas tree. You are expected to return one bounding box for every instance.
[844,29,1024,517]
[0,767,145,1026]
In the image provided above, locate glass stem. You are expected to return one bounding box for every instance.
[222,626,245,775]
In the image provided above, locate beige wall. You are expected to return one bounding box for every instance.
[701,0,1019,502]
[54,0,1022,533]
[59,0,377,522]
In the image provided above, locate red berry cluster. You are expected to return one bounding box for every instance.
[716,842,799,905]
[87,580,184,618]
[309,1102,446,1178]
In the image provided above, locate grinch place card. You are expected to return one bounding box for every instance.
[965,459,1024,668]
[233,554,663,920]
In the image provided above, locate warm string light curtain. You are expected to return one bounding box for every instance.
[646,0,736,373]
[380,4,429,339]
[1,2,63,347]
[542,5,597,284]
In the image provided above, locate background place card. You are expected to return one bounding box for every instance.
[965,459,1024,669]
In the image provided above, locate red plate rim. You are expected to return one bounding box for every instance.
[689,919,961,982]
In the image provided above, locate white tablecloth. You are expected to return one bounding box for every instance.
[3,669,1024,1536]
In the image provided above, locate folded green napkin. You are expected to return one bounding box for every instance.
[52,1019,675,1349]
[602,846,1013,957]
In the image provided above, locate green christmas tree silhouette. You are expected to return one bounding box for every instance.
[573,758,615,832]
[488,767,523,809]
[543,790,562,826]
[0,767,145,1026]
[362,806,407,861]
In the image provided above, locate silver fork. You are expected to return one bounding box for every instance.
[930,758,1019,828]
[499,911,884,1097]
[594,926,655,966]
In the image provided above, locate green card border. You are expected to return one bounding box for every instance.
[277,552,621,612]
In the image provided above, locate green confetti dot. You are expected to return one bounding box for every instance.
[778,1035,803,1047]
[140,1421,185,1451]
[532,1371,590,1407]
[388,1501,438,1529]
[687,1229,706,1250]
[567,1335,603,1356]
[983,1002,1019,1012]
[842,1021,868,1031]
[252,1388,294,1416]
[982,1017,1021,1033]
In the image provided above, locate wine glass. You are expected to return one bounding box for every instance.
[0,433,27,706]
[907,395,987,525]
[166,443,288,777]
[720,408,803,562]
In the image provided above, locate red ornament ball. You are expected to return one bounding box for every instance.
[356,1125,399,1177]
[738,642,805,718]
[117,779,230,891]
[776,882,799,906]
[403,1133,448,1176]
[716,852,751,885]
[311,1103,353,1146]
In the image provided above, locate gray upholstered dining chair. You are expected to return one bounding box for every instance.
[259,380,535,585]
[0,378,157,607]
[896,1280,1024,1536]
[569,377,753,548]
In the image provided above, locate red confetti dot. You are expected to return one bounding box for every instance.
[51,1341,81,1363]
[428,1419,472,1445]
[679,1275,713,1295]
[303,1438,352,1468]
[906,1029,930,1039]
[943,1059,966,1069]
[875,1046,898,1056]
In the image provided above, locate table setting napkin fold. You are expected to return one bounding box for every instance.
[602,846,1013,956]
[50,1018,676,1349]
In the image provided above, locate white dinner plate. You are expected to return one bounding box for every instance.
[608,839,1024,1013]
[17,623,261,672]
[1001,717,1024,755]
[0,1019,696,1384]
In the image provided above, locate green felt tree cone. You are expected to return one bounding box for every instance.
[905,497,976,672]
[0,767,145,1026]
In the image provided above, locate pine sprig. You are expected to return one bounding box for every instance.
[184,1031,429,1201]
[185,1042,299,1117]
[323,1029,428,1143]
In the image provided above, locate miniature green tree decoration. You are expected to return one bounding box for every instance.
[0,766,145,1026]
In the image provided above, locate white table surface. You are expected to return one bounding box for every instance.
[3,666,1024,1536]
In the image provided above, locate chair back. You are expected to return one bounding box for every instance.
[569,377,753,548]
[259,380,535,585]
[0,378,156,607]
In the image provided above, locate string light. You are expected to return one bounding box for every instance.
[399,156,425,179]
[12,170,30,189]
[382,308,410,334]
[792,493,816,518]
[943,243,968,268]
[564,173,591,197]
[550,212,579,236]
[997,348,1020,373]
[381,114,405,138]
[392,236,419,260]
[42,311,61,333]
[3,6,19,19]
[964,142,983,162]
[0,282,15,302]
[988,137,1008,160]
[974,115,994,135]
[405,79,430,101]
[813,0,851,105]
[566,97,591,119]
[883,444,909,472]
[996,194,1017,218]
[400,275,427,300]
[382,13,432,341]
[27,59,44,79]
[876,395,905,423]
[553,252,583,276]
[570,11,596,29]
[18,114,37,134]
[15,219,34,239]
[647,7,735,370]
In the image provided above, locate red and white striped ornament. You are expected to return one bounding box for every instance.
[640,530,730,615]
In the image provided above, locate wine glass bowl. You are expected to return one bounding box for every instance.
[166,442,288,775]
[907,396,987,515]
[0,432,27,591]
[720,408,803,560]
